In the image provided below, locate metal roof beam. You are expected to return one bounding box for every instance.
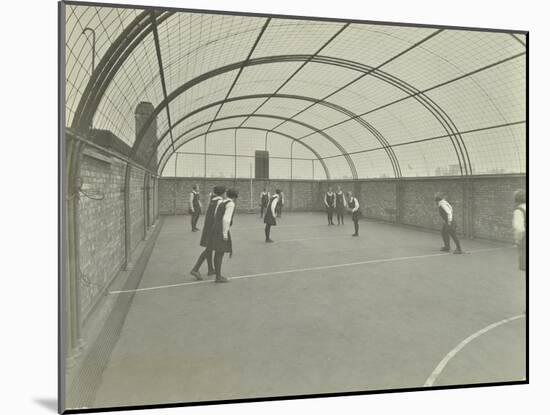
[150,11,175,152]
[237,23,350,128]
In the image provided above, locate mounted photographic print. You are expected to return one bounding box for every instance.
[59,0,528,413]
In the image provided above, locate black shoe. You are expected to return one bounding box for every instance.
[352,233,358,237]
[266,239,274,243]
[453,249,463,255]
[440,247,450,252]
[207,270,216,276]
[215,276,230,283]
[192,228,197,232]
[190,270,203,280]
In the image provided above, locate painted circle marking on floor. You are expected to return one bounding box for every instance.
[424,314,525,387]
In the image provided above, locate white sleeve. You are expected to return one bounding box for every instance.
[189,193,194,211]
[324,193,328,206]
[440,200,452,222]
[513,208,525,242]
[271,197,278,216]
[222,202,235,238]
[344,196,348,208]
[352,198,359,212]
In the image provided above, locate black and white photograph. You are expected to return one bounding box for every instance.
[56,0,532,412]
[8,0,550,413]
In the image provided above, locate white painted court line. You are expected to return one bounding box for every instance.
[109,247,510,295]
[160,223,344,235]
[424,313,525,387]
[275,235,353,243]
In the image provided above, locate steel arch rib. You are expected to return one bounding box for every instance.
[72,11,487,178]
[151,93,399,177]
[131,55,471,175]
[159,127,330,179]
[71,10,175,132]
[153,113,356,178]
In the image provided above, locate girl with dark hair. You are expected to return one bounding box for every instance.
[189,184,202,232]
[324,187,336,225]
[210,188,239,283]
[260,188,270,218]
[264,189,280,243]
[335,186,347,225]
[434,192,463,254]
[347,191,360,236]
[190,185,226,280]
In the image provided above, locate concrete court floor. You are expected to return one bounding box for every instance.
[93,212,526,408]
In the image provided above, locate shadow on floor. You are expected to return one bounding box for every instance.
[34,398,57,413]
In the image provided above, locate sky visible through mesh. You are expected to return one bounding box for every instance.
[65,4,526,179]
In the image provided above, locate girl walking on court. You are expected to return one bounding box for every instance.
[189,184,202,232]
[347,191,360,236]
[264,189,280,243]
[335,186,347,225]
[260,188,270,218]
[435,192,463,254]
[190,185,226,280]
[210,188,239,283]
[324,187,336,225]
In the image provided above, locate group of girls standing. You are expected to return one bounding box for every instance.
[324,186,361,236]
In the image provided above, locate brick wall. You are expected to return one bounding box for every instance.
[159,177,324,214]
[78,153,126,316]
[471,176,526,241]
[359,180,398,222]
[77,150,158,319]
[159,175,526,242]
[129,167,145,255]
[399,179,466,233]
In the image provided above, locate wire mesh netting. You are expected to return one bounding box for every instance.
[65,3,527,179]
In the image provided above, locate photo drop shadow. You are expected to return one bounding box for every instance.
[34,398,57,412]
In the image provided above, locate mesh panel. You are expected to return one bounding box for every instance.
[66,5,526,179]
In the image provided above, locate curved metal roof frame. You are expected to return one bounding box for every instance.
[133,53,478,175]
[153,113,358,178]
[153,94,401,177]
[66,6,526,179]
[159,126,331,179]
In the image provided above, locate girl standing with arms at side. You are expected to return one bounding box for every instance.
[210,188,239,283]
[347,191,360,237]
[264,189,280,243]
[335,186,347,225]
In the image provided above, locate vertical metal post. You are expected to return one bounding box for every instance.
[173,154,178,215]
[204,134,207,178]
[234,129,238,180]
[124,163,132,268]
[250,164,253,212]
[65,138,84,365]
[143,173,148,239]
